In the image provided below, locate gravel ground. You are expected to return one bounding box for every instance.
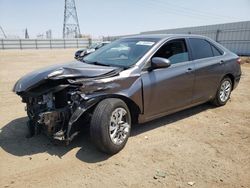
[0,50,249,188]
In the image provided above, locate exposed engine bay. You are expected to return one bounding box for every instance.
[23,88,82,142]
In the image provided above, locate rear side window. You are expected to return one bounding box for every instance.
[153,39,189,64]
[189,38,213,60]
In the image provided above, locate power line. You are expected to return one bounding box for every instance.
[132,1,216,22]
[136,0,237,22]
[151,0,239,20]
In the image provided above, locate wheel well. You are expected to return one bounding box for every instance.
[224,73,235,89]
[117,96,141,124]
[89,95,141,124]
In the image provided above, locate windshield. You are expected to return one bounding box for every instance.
[83,38,158,68]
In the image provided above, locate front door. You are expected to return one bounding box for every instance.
[141,39,195,121]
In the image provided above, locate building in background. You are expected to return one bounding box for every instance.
[105,21,250,56]
[141,21,250,56]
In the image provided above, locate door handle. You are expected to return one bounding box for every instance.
[186,68,193,73]
[219,60,225,65]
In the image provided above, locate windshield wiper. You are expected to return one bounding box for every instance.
[82,59,110,67]
[82,59,128,69]
[91,61,110,67]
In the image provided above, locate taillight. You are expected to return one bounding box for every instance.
[236,58,242,65]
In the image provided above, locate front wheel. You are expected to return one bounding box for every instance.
[90,98,131,154]
[212,77,232,106]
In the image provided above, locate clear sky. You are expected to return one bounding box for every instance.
[0,0,249,38]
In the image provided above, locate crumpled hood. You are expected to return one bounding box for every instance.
[13,61,120,93]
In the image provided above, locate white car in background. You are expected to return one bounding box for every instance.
[74,41,111,60]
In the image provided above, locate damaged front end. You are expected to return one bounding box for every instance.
[13,62,121,143]
[19,85,96,143]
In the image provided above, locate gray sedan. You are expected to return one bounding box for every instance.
[13,34,241,154]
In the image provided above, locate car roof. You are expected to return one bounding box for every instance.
[123,34,206,40]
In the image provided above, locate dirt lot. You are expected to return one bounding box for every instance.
[0,50,249,188]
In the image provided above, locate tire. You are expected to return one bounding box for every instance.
[212,77,232,106]
[90,98,131,154]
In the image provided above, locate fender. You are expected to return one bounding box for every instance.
[66,98,98,141]
[66,76,144,141]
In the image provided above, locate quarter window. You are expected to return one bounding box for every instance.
[153,39,189,64]
[189,38,213,60]
[211,44,222,56]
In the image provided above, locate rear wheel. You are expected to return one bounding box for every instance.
[90,98,131,154]
[212,77,232,106]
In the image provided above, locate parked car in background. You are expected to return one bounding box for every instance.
[13,34,241,154]
[74,41,111,60]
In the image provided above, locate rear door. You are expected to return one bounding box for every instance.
[141,38,195,121]
[188,38,225,103]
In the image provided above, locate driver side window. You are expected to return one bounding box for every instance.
[153,39,189,64]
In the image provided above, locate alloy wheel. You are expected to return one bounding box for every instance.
[109,107,130,145]
[219,80,231,102]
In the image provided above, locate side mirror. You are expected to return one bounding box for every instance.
[151,57,171,69]
[75,48,96,60]
[75,50,86,60]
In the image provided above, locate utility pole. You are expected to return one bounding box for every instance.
[46,30,52,39]
[25,28,29,39]
[63,0,81,38]
[0,26,7,38]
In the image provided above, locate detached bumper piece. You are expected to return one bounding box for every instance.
[38,109,69,140]
[27,107,71,141]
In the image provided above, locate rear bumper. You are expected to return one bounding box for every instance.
[233,74,241,90]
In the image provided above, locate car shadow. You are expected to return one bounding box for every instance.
[0,103,213,163]
[131,103,214,136]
